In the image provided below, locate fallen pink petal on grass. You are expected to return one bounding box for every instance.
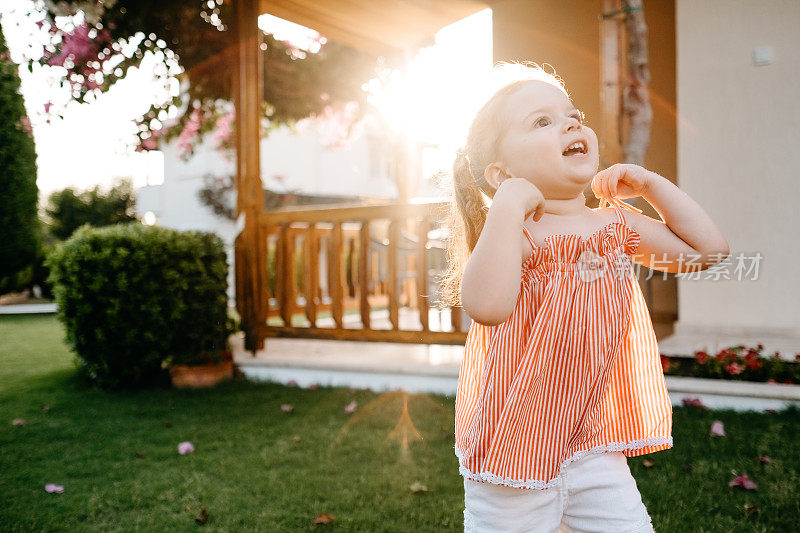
[344,400,357,414]
[178,441,195,455]
[12,418,25,426]
[681,397,709,409]
[710,420,726,436]
[45,483,64,493]
[281,404,293,413]
[729,473,757,490]
[759,455,771,465]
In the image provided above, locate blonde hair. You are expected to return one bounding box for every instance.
[434,61,570,309]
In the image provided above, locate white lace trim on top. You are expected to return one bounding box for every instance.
[454,436,673,491]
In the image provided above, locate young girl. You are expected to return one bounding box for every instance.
[441,62,729,532]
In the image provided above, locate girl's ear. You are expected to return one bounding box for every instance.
[484,163,509,190]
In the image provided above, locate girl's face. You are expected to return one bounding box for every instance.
[493,81,599,199]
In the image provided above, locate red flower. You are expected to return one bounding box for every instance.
[660,355,671,373]
[726,362,743,375]
[745,359,763,371]
[695,350,709,365]
[795,353,800,361]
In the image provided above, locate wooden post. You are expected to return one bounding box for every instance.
[601,0,654,309]
[234,0,266,353]
[600,0,624,171]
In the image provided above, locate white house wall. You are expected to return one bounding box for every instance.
[661,0,800,356]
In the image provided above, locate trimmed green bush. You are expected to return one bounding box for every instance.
[45,222,234,390]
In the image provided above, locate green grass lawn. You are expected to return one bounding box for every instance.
[1,314,798,532]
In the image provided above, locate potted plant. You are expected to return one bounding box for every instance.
[165,343,235,389]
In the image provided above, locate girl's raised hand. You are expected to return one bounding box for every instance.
[494,177,547,222]
[591,163,654,203]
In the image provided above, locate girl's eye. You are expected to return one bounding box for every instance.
[534,111,585,128]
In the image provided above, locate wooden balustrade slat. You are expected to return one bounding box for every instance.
[417,218,429,332]
[330,222,344,328]
[303,224,316,325]
[388,218,399,330]
[359,220,371,329]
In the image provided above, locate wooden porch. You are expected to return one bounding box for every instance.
[232,0,678,356]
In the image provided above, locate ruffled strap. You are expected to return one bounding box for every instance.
[599,196,643,213]
[599,197,643,224]
[599,198,642,255]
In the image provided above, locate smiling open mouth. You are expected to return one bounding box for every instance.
[563,141,587,156]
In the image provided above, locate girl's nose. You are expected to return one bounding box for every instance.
[564,117,581,131]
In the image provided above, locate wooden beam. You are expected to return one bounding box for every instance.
[234,0,267,353]
[257,0,493,55]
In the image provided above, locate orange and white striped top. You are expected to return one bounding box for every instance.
[454,197,673,491]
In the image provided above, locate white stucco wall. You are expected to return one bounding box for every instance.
[672,0,800,344]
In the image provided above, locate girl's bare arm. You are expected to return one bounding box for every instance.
[461,197,527,326]
[626,171,730,273]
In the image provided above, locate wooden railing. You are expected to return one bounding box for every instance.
[258,200,469,345]
[253,200,678,348]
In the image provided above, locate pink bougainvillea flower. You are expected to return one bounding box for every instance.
[12,418,25,426]
[46,22,94,67]
[710,420,726,436]
[344,400,357,414]
[211,109,234,148]
[176,107,203,160]
[19,116,32,135]
[729,473,757,490]
[759,455,771,465]
[178,441,195,455]
[45,483,64,493]
[281,404,293,413]
[140,137,158,151]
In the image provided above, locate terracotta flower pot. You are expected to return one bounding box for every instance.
[169,360,234,388]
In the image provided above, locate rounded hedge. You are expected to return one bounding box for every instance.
[45,222,234,389]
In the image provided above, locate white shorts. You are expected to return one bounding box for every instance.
[463,451,655,533]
